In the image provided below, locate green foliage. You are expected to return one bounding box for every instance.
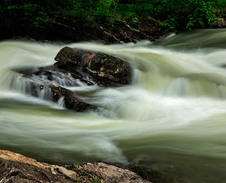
[114,0,223,30]
[185,0,219,30]
[6,2,48,27]
[91,180,102,183]
[95,0,115,17]
[3,0,225,30]
[160,16,178,31]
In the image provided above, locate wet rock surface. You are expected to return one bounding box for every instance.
[74,162,150,183]
[16,66,97,112]
[0,150,75,183]
[0,150,150,183]
[55,47,132,86]
[13,47,132,112]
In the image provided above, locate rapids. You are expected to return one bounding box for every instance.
[1,29,226,182]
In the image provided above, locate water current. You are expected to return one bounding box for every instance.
[0,29,226,182]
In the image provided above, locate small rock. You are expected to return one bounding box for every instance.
[76,162,151,183]
[57,166,77,180]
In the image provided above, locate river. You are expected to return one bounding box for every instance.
[0,29,226,183]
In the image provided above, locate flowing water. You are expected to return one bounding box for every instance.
[0,29,226,182]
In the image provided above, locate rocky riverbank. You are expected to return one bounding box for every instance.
[1,10,226,44]
[0,150,150,183]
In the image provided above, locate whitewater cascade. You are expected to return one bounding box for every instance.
[0,29,226,183]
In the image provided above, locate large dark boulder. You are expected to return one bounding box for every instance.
[55,47,132,86]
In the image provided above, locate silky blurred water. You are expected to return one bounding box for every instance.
[1,29,226,183]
